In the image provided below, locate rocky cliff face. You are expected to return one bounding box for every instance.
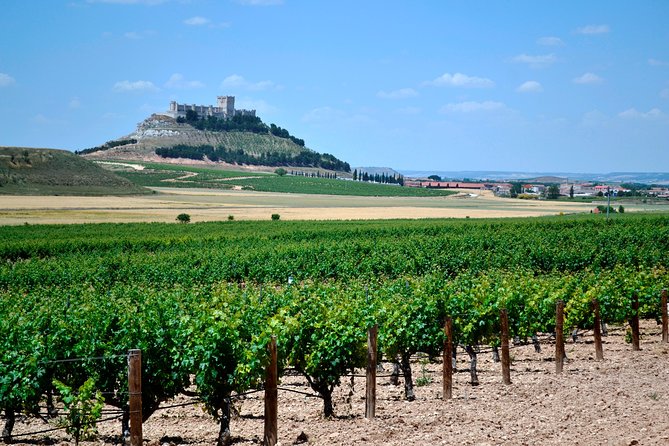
[130,114,187,139]
[81,114,309,163]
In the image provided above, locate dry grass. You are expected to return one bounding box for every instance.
[0,187,663,225]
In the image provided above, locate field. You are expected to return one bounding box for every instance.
[12,320,668,445]
[110,161,454,197]
[1,215,668,445]
[3,186,664,225]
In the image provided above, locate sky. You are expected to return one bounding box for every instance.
[1,0,668,173]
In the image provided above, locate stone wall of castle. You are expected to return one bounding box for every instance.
[162,96,256,119]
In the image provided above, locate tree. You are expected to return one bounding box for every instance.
[176,213,191,224]
[353,169,357,181]
[274,168,287,176]
[509,182,523,198]
[569,185,574,199]
[428,175,441,181]
[618,205,625,213]
[546,184,560,200]
[185,109,199,122]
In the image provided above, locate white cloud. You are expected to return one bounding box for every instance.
[165,73,204,89]
[211,22,231,29]
[649,58,669,67]
[69,97,82,109]
[221,74,276,91]
[537,37,564,46]
[516,81,543,93]
[440,101,506,113]
[573,72,603,84]
[87,0,168,4]
[512,53,557,68]
[113,80,159,92]
[576,24,610,35]
[376,88,418,99]
[581,110,609,127]
[33,114,51,125]
[124,30,156,39]
[618,108,664,119]
[33,113,66,125]
[395,106,421,115]
[424,72,494,88]
[0,73,15,87]
[302,106,345,123]
[184,16,209,26]
[236,0,283,5]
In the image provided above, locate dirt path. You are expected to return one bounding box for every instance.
[161,172,199,182]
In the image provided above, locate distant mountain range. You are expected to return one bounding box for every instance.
[401,170,669,185]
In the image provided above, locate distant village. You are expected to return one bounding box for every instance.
[404,179,669,199]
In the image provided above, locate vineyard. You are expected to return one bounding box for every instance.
[1,214,668,444]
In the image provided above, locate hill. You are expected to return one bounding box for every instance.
[80,114,350,172]
[0,147,149,195]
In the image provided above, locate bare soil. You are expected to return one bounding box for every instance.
[8,320,669,445]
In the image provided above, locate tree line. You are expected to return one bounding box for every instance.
[353,169,404,186]
[76,139,138,155]
[155,144,350,172]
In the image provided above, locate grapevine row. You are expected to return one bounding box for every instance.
[2,268,667,442]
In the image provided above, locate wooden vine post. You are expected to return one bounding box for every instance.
[662,289,668,343]
[555,301,565,374]
[592,300,604,361]
[264,336,278,446]
[443,317,453,399]
[631,293,640,351]
[128,349,142,446]
[500,309,511,384]
[365,325,377,419]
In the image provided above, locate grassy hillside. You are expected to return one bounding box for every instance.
[0,147,149,195]
[113,162,455,197]
[81,114,316,161]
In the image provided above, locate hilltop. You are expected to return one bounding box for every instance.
[0,147,148,195]
[80,113,351,173]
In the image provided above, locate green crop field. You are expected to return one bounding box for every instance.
[1,213,668,439]
[113,162,456,197]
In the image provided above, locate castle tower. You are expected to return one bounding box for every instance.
[217,96,235,117]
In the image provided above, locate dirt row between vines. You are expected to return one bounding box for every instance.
[9,320,668,445]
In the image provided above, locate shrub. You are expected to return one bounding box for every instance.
[53,378,104,445]
[228,215,234,221]
[271,213,280,221]
[618,205,625,213]
[274,168,287,176]
[176,213,191,223]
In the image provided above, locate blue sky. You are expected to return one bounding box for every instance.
[1,0,668,173]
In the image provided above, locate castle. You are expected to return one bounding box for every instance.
[163,96,256,120]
